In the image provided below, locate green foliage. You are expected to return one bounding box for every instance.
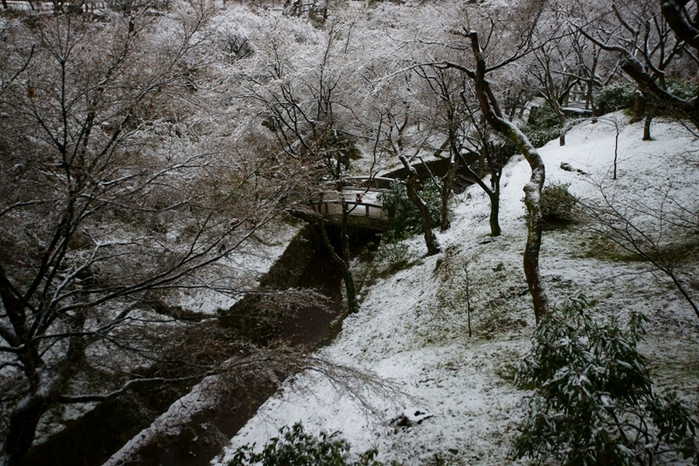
[227,422,386,466]
[378,180,441,241]
[513,297,698,465]
[527,105,560,129]
[493,140,517,159]
[521,126,561,148]
[596,82,636,114]
[540,182,577,225]
[666,79,697,100]
[522,105,561,148]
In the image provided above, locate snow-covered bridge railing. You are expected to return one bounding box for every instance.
[312,177,392,230]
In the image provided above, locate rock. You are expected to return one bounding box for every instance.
[391,408,433,428]
[560,162,588,175]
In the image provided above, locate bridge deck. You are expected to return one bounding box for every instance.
[313,187,388,230]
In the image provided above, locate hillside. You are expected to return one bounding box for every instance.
[214,115,699,465]
[3,1,699,464]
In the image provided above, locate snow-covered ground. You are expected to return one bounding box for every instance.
[173,220,303,315]
[213,115,699,465]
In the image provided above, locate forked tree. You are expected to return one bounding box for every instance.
[443,28,550,322]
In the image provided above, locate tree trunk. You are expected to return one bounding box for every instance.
[456,149,502,238]
[465,31,549,322]
[488,190,501,238]
[544,66,567,146]
[1,392,52,466]
[556,107,566,146]
[289,207,358,313]
[643,110,653,141]
[339,202,357,313]
[478,148,486,178]
[630,91,645,123]
[618,56,699,130]
[586,80,598,123]
[440,156,459,232]
[314,206,357,313]
[399,156,441,255]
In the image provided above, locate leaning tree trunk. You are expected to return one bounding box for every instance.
[399,156,441,256]
[289,206,358,313]
[317,205,357,313]
[1,393,51,466]
[464,31,549,322]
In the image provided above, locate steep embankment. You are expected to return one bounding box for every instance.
[214,115,699,465]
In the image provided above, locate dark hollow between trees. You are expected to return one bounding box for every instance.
[20,224,380,466]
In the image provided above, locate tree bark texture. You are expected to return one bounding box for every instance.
[631,91,645,124]
[619,56,699,129]
[440,156,459,232]
[309,208,358,313]
[1,393,51,466]
[465,31,549,322]
[661,0,699,50]
[399,156,441,256]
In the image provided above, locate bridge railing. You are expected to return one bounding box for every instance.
[322,176,395,192]
[313,199,387,220]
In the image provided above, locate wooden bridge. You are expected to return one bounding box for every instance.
[312,164,478,231]
[312,177,394,231]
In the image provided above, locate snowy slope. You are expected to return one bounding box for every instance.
[213,115,699,465]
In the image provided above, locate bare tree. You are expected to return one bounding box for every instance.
[413,66,462,232]
[249,22,358,182]
[578,0,699,132]
[399,156,441,256]
[457,90,508,237]
[414,65,507,237]
[442,28,550,322]
[0,8,298,464]
[527,40,578,145]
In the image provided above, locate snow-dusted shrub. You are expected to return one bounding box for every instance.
[227,422,386,466]
[596,82,636,115]
[666,79,697,101]
[513,297,698,466]
[527,105,560,129]
[539,182,577,226]
[521,126,561,148]
[522,105,561,148]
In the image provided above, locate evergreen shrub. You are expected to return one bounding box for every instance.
[666,79,697,100]
[378,179,441,241]
[521,126,561,148]
[596,82,636,114]
[527,105,560,129]
[227,422,386,466]
[522,105,561,148]
[539,182,577,225]
[513,297,698,465]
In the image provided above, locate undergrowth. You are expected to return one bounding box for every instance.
[227,422,391,466]
[513,297,699,465]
